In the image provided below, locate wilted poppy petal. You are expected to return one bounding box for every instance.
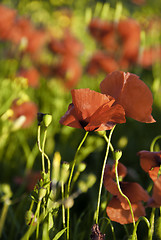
[59,103,82,129]
[100,71,155,123]
[138,150,161,173]
[106,196,146,224]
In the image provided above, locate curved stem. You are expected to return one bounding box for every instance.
[67,131,89,240]
[115,159,136,238]
[150,135,161,152]
[95,126,115,224]
[37,126,45,173]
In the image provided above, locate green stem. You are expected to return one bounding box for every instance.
[24,200,41,240]
[37,126,51,192]
[61,182,66,230]
[0,200,11,238]
[150,135,161,152]
[103,134,114,152]
[148,208,155,240]
[95,126,115,224]
[66,131,89,240]
[115,159,136,239]
[37,125,45,173]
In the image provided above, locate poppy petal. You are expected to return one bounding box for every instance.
[119,182,149,209]
[100,71,155,123]
[100,71,124,102]
[138,150,161,173]
[59,103,82,129]
[106,196,146,224]
[86,103,126,131]
[71,88,115,121]
[120,73,155,123]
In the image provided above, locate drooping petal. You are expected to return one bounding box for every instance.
[59,103,82,129]
[120,73,155,123]
[100,71,155,123]
[100,71,124,102]
[106,196,146,224]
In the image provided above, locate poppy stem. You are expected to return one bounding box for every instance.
[37,125,45,173]
[150,135,161,152]
[115,159,136,238]
[66,131,89,240]
[94,126,116,225]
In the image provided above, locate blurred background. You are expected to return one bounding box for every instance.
[0,0,161,239]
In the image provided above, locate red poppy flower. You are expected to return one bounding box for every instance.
[100,71,155,123]
[88,18,118,51]
[53,56,82,89]
[10,100,38,128]
[49,30,83,57]
[18,68,40,88]
[149,175,161,207]
[86,51,119,75]
[118,19,140,63]
[59,88,126,131]
[138,150,161,181]
[139,47,161,68]
[104,162,149,224]
[0,5,16,40]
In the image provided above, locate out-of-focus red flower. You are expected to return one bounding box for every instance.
[87,18,141,75]
[139,47,161,68]
[49,30,83,57]
[86,51,119,75]
[0,5,47,54]
[18,68,40,88]
[53,56,82,89]
[118,19,140,63]
[88,18,118,51]
[138,150,161,207]
[0,5,16,40]
[14,171,42,192]
[100,71,155,123]
[59,88,126,131]
[104,162,149,224]
[10,100,38,128]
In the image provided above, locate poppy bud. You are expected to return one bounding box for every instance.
[60,162,70,184]
[43,114,52,127]
[38,187,46,201]
[77,162,86,172]
[25,210,33,225]
[113,149,122,161]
